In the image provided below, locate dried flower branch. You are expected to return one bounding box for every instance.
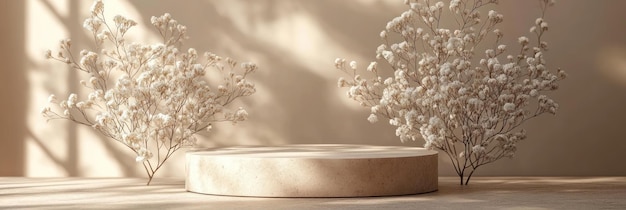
[42,0,257,185]
[336,0,564,185]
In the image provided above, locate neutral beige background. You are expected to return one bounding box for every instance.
[1,0,625,178]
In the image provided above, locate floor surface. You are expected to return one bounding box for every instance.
[1,177,625,209]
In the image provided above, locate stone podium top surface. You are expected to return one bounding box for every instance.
[186,144,438,159]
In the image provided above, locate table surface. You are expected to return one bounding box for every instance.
[1,177,625,209]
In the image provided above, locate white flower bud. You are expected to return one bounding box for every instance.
[334,58,345,69]
[76,102,86,109]
[540,22,549,30]
[40,107,51,115]
[367,114,378,123]
[472,145,486,154]
[503,103,516,112]
[48,94,57,103]
[518,36,529,45]
[349,61,358,70]
[337,77,347,88]
[379,30,387,39]
[497,45,506,52]
[366,62,378,72]
[45,50,52,59]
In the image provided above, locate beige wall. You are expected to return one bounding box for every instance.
[2,0,625,178]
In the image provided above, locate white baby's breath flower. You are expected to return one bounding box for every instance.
[518,36,529,45]
[76,102,86,109]
[335,0,564,185]
[488,10,497,19]
[41,107,51,115]
[379,30,387,39]
[339,77,352,88]
[367,114,378,123]
[382,51,394,63]
[234,107,249,122]
[366,62,378,72]
[349,61,358,70]
[472,145,486,154]
[503,103,516,112]
[44,50,52,59]
[540,22,549,30]
[496,74,507,83]
[67,94,78,108]
[47,94,57,103]
[334,58,345,69]
[535,18,544,25]
[135,148,153,162]
[43,0,258,185]
[435,1,445,9]
[449,0,461,12]
[90,0,104,15]
[497,44,506,52]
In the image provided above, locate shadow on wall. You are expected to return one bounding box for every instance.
[126,0,417,147]
[25,0,141,177]
[0,1,26,176]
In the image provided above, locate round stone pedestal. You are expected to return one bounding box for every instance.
[186,144,438,197]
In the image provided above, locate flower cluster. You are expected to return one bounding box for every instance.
[336,0,564,185]
[42,0,257,185]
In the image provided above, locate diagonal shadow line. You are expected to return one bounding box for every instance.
[95,134,140,177]
[34,0,86,177]
[26,128,72,175]
[29,123,141,177]
[124,0,374,147]
[38,0,69,25]
[37,0,156,178]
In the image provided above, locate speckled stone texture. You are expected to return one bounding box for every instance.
[185,144,438,197]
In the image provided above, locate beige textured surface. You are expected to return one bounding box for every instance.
[1,177,625,209]
[185,144,438,197]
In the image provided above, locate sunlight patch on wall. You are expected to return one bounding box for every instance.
[25,0,156,177]
[598,47,626,87]
[26,0,71,177]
